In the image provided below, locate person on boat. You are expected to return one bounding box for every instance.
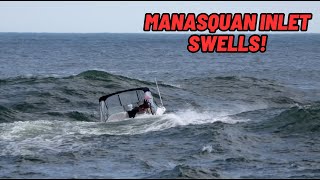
[143,91,157,114]
[127,99,150,118]
[127,91,157,117]
[138,99,150,112]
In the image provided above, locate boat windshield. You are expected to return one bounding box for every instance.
[99,87,156,122]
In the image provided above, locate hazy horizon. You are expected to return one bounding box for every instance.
[0,1,319,33]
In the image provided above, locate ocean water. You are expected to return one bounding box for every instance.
[0,33,320,178]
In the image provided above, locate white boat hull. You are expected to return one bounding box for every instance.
[156,106,166,115]
[107,106,166,122]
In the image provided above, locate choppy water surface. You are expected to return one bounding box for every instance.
[0,33,320,178]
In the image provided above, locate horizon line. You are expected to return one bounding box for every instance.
[0,32,319,34]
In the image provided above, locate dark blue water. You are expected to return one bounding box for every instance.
[0,33,320,178]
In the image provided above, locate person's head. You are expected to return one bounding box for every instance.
[144,91,153,100]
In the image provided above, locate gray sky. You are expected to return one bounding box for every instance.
[0,1,319,33]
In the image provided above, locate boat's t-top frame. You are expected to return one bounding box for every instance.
[99,87,159,122]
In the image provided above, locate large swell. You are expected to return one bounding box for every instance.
[1,33,320,178]
[1,69,319,178]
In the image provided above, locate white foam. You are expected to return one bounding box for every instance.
[160,109,248,126]
[1,109,249,139]
[162,82,181,88]
[201,145,213,153]
[0,109,249,156]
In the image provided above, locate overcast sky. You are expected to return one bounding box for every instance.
[0,1,319,33]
